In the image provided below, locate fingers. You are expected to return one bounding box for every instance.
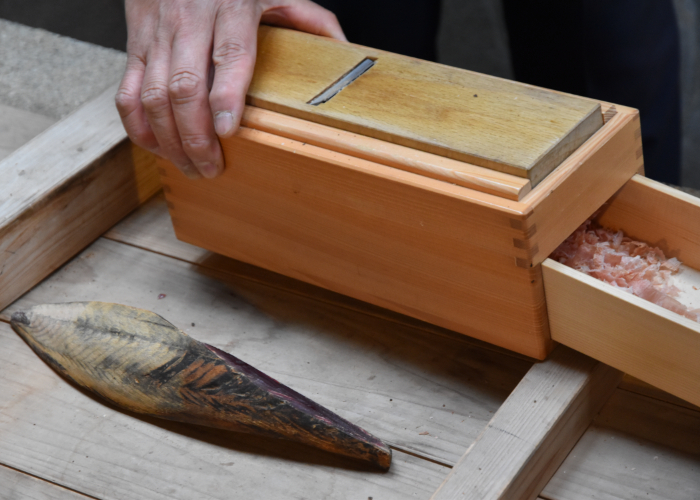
[209,2,261,139]
[140,37,204,179]
[261,0,347,41]
[169,27,224,178]
[116,54,160,155]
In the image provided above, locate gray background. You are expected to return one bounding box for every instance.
[1,0,698,188]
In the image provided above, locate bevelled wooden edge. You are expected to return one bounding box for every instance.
[0,85,160,311]
[431,346,621,500]
[241,106,532,201]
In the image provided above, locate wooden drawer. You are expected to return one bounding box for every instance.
[543,175,700,407]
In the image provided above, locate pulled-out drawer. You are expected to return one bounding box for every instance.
[543,175,700,407]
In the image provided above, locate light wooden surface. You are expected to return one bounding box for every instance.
[541,389,700,500]
[543,259,700,408]
[159,126,552,358]
[0,85,160,312]
[3,189,699,499]
[241,106,532,201]
[0,320,447,500]
[0,464,93,500]
[0,103,56,161]
[0,210,536,499]
[250,26,603,184]
[431,347,621,500]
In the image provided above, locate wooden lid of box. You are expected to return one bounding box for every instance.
[247,26,603,188]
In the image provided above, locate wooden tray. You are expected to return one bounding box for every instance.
[544,176,700,407]
[159,27,643,359]
[1,66,697,500]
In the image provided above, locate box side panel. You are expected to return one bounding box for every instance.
[160,131,552,359]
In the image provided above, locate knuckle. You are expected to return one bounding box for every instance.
[181,134,212,155]
[115,88,137,115]
[141,84,170,112]
[168,69,204,104]
[212,39,252,67]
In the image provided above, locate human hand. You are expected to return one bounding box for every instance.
[116,0,345,179]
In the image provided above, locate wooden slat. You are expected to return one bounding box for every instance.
[2,236,533,467]
[541,389,700,500]
[160,125,553,359]
[0,104,56,161]
[0,464,95,500]
[430,347,620,500]
[250,26,603,184]
[0,322,447,500]
[241,106,531,201]
[597,175,700,270]
[0,84,160,311]
[543,259,700,408]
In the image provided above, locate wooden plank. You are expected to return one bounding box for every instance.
[523,106,643,266]
[250,26,603,184]
[0,322,447,500]
[0,84,160,312]
[430,347,621,500]
[241,106,532,201]
[0,464,94,500]
[543,259,700,408]
[159,125,553,358]
[541,389,700,500]
[597,175,700,270]
[2,237,533,466]
[0,104,56,161]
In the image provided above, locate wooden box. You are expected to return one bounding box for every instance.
[159,26,643,360]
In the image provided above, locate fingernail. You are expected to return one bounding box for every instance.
[199,162,220,179]
[215,111,235,137]
[182,164,202,180]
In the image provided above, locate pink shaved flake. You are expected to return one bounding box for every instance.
[551,220,699,323]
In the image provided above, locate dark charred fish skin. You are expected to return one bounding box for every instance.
[10,302,391,470]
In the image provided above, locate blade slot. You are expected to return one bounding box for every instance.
[308,58,376,106]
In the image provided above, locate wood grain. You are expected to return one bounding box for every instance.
[541,389,700,500]
[596,175,700,270]
[2,237,533,467]
[160,126,553,359]
[0,85,160,312]
[0,464,95,500]
[543,259,700,408]
[0,104,56,161]
[0,322,447,500]
[431,347,621,500]
[250,27,603,184]
[241,106,532,200]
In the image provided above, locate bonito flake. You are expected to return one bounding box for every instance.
[551,220,700,323]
